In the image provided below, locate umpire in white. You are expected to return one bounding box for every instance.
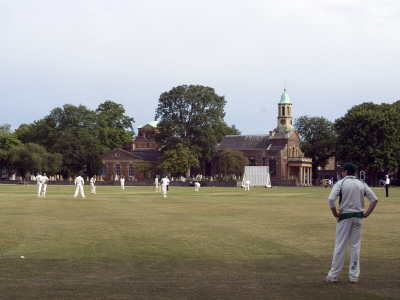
[326,162,378,283]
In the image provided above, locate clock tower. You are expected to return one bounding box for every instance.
[277,89,293,133]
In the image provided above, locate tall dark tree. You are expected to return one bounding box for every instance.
[335,102,400,184]
[0,124,21,172]
[294,116,337,179]
[96,100,135,149]
[217,149,249,178]
[53,128,104,177]
[155,85,239,174]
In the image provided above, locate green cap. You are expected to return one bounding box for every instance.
[341,162,356,174]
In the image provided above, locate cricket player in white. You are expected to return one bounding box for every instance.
[244,180,250,191]
[194,182,200,191]
[160,177,168,198]
[326,162,378,283]
[154,177,159,192]
[90,176,96,194]
[74,175,86,198]
[40,173,49,197]
[120,176,125,190]
[35,172,43,197]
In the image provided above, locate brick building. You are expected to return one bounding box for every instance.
[212,89,312,186]
[100,121,161,181]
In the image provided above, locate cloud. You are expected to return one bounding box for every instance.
[1,0,400,133]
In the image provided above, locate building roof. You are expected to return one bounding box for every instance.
[131,150,160,161]
[279,89,291,104]
[138,121,159,129]
[217,135,269,151]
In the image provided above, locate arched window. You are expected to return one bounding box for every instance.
[282,106,285,116]
[115,164,120,177]
[129,164,134,177]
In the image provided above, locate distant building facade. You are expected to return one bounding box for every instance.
[101,121,161,181]
[101,90,313,186]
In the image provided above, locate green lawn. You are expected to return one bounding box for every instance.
[0,183,399,299]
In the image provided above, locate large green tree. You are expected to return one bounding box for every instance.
[158,143,199,176]
[335,102,400,184]
[0,124,22,172]
[217,149,249,178]
[14,101,134,177]
[96,100,135,149]
[8,143,62,178]
[294,116,337,179]
[155,85,239,172]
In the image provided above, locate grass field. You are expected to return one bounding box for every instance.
[0,183,399,299]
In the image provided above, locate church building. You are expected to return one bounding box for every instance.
[213,89,313,186]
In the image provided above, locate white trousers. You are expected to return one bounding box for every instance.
[74,184,85,198]
[41,184,47,197]
[161,185,167,198]
[328,217,362,280]
[90,183,96,194]
[37,183,42,197]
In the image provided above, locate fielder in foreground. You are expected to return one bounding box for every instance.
[326,162,378,283]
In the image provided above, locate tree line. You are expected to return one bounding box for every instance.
[295,101,400,184]
[1,101,134,178]
[1,85,241,179]
[1,84,399,184]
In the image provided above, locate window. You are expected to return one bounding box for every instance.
[115,164,120,176]
[129,164,134,177]
[145,132,152,141]
[102,164,106,177]
[269,159,277,177]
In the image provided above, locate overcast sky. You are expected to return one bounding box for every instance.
[1,0,399,135]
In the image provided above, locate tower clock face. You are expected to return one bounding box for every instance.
[280,119,286,125]
[145,132,152,141]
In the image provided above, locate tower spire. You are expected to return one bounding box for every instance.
[277,88,293,133]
